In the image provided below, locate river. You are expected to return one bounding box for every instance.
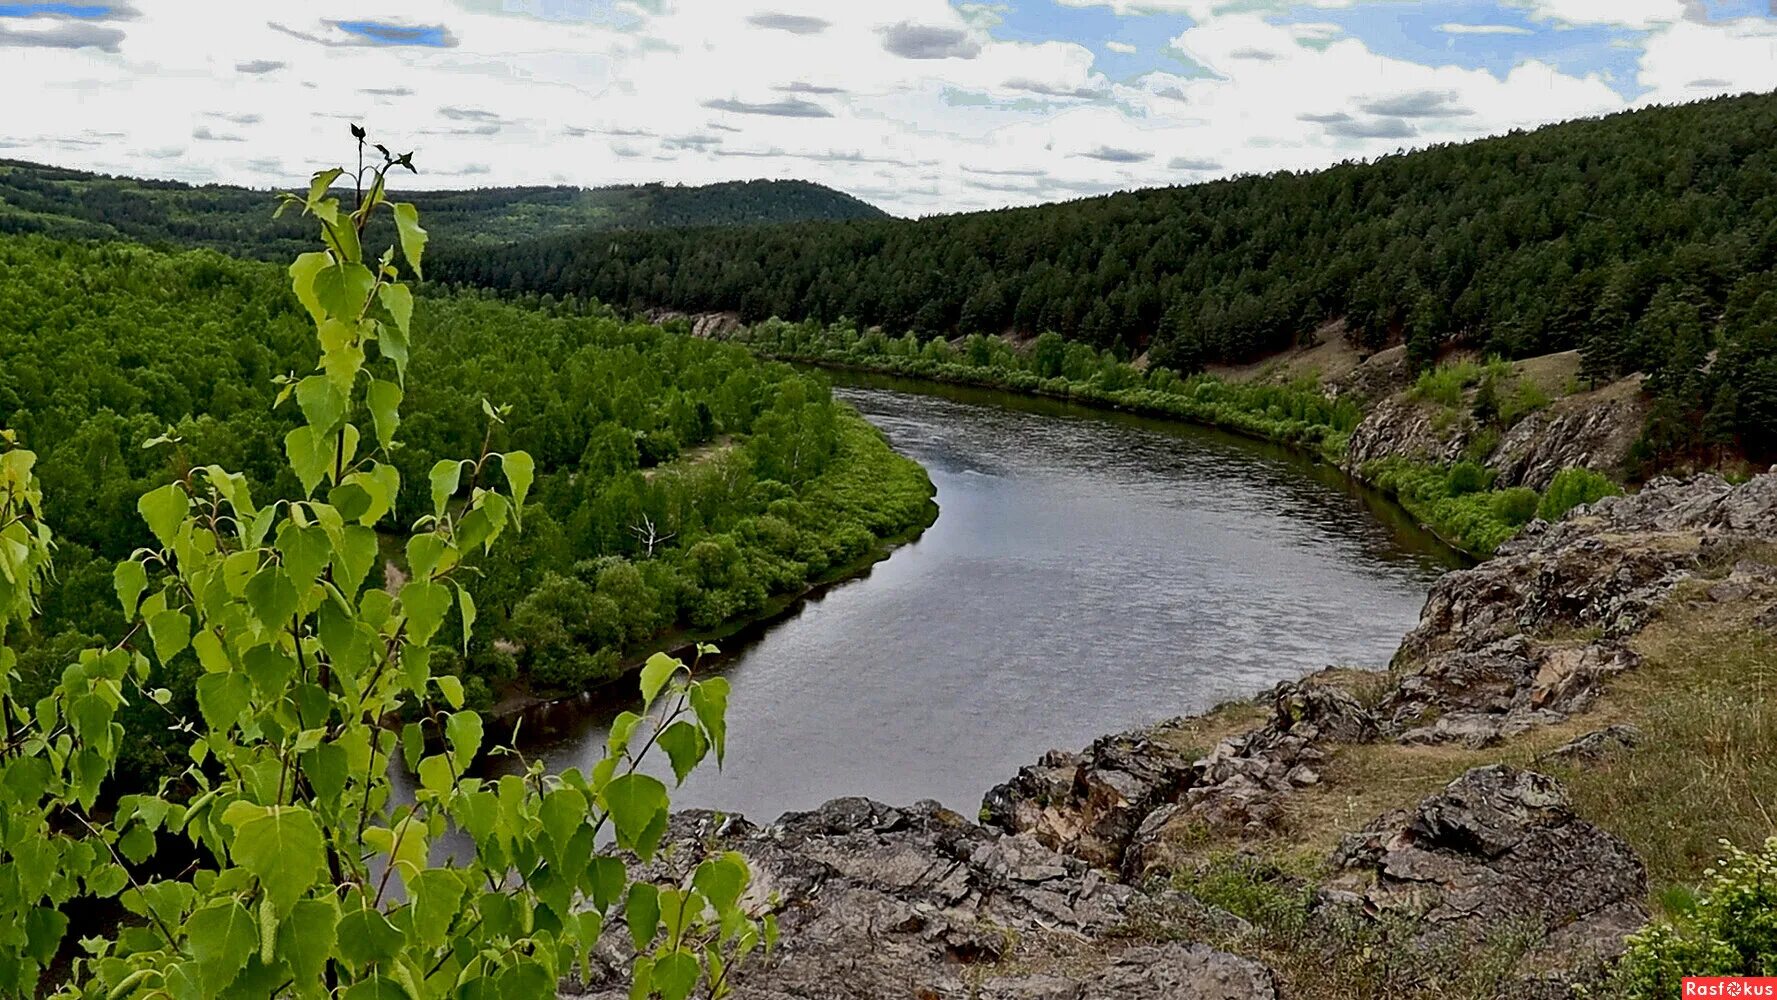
[492,373,1461,823]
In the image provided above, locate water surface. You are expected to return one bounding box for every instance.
[506,373,1459,821]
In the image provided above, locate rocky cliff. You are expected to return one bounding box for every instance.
[567,474,1777,999]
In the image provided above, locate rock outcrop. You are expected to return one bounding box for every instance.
[569,799,1277,1000]
[1486,380,1647,490]
[1326,766,1647,964]
[983,681,1381,879]
[1386,474,1777,746]
[1343,396,1477,470]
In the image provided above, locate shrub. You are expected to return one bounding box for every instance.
[1491,487,1541,527]
[1446,461,1493,496]
[1539,466,1622,522]
[1606,837,1777,998]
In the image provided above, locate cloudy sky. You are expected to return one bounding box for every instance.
[4,0,1776,216]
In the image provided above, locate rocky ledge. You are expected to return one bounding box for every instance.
[568,474,1777,998]
[570,798,1279,1000]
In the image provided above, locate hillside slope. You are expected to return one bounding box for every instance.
[0,159,886,261]
[435,91,1777,463]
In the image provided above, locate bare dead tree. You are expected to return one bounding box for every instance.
[629,512,676,559]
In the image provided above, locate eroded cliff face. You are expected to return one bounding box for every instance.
[567,475,1777,999]
[1341,373,1648,489]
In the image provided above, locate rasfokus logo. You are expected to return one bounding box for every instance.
[1684,979,1777,997]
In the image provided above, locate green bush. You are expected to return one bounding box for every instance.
[1446,461,1493,496]
[1491,487,1542,527]
[1606,837,1777,997]
[1539,466,1622,522]
[1412,360,1484,408]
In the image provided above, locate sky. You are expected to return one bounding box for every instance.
[3,0,1776,216]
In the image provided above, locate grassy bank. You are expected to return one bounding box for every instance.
[1108,559,1777,999]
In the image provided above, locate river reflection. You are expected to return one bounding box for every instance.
[428,374,1461,827]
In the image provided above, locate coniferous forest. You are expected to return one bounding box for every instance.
[433,91,1777,460]
[0,159,886,262]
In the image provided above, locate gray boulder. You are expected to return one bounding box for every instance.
[1328,766,1646,967]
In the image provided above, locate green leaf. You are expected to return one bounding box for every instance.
[191,628,231,673]
[457,584,476,654]
[501,451,535,515]
[653,951,700,1000]
[603,773,668,857]
[244,566,300,633]
[147,609,191,665]
[302,743,347,805]
[113,560,147,618]
[279,897,338,985]
[183,899,257,994]
[295,375,347,433]
[657,721,707,787]
[224,804,326,916]
[392,202,427,278]
[366,378,402,451]
[332,524,379,597]
[589,857,627,913]
[317,319,366,395]
[376,286,412,383]
[640,652,679,709]
[335,905,404,969]
[417,754,454,796]
[428,460,463,519]
[692,852,748,915]
[540,787,586,855]
[689,678,730,767]
[445,710,482,772]
[625,883,660,953]
[306,167,343,207]
[289,252,332,325]
[276,522,331,588]
[434,674,464,710]
[314,263,375,321]
[195,673,251,731]
[137,483,189,550]
[400,579,451,645]
[284,426,330,498]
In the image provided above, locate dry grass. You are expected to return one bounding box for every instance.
[1563,595,1777,898]
[1511,350,1584,397]
[1116,581,1777,997]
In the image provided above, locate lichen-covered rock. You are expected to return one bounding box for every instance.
[981,731,1199,870]
[568,799,1278,1000]
[1486,382,1646,491]
[1539,725,1644,765]
[1344,397,1476,470]
[1327,766,1647,967]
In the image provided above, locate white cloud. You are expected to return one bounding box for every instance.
[1634,16,1777,105]
[0,0,1766,217]
[1104,40,1137,54]
[1436,23,1534,36]
[1514,0,1691,29]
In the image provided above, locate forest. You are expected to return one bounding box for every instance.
[0,231,934,785]
[0,158,886,262]
[433,90,1777,463]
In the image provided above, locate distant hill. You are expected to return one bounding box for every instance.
[433,90,1777,464]
[0,159,887,261]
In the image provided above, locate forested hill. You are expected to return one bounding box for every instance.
[0,159,886,261]
[431,91,1777,434]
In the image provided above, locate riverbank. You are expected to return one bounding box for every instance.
[571,472,1777,1000]
[461,406,938,728]
[741,334,1602,559]
[488,474,938,732]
